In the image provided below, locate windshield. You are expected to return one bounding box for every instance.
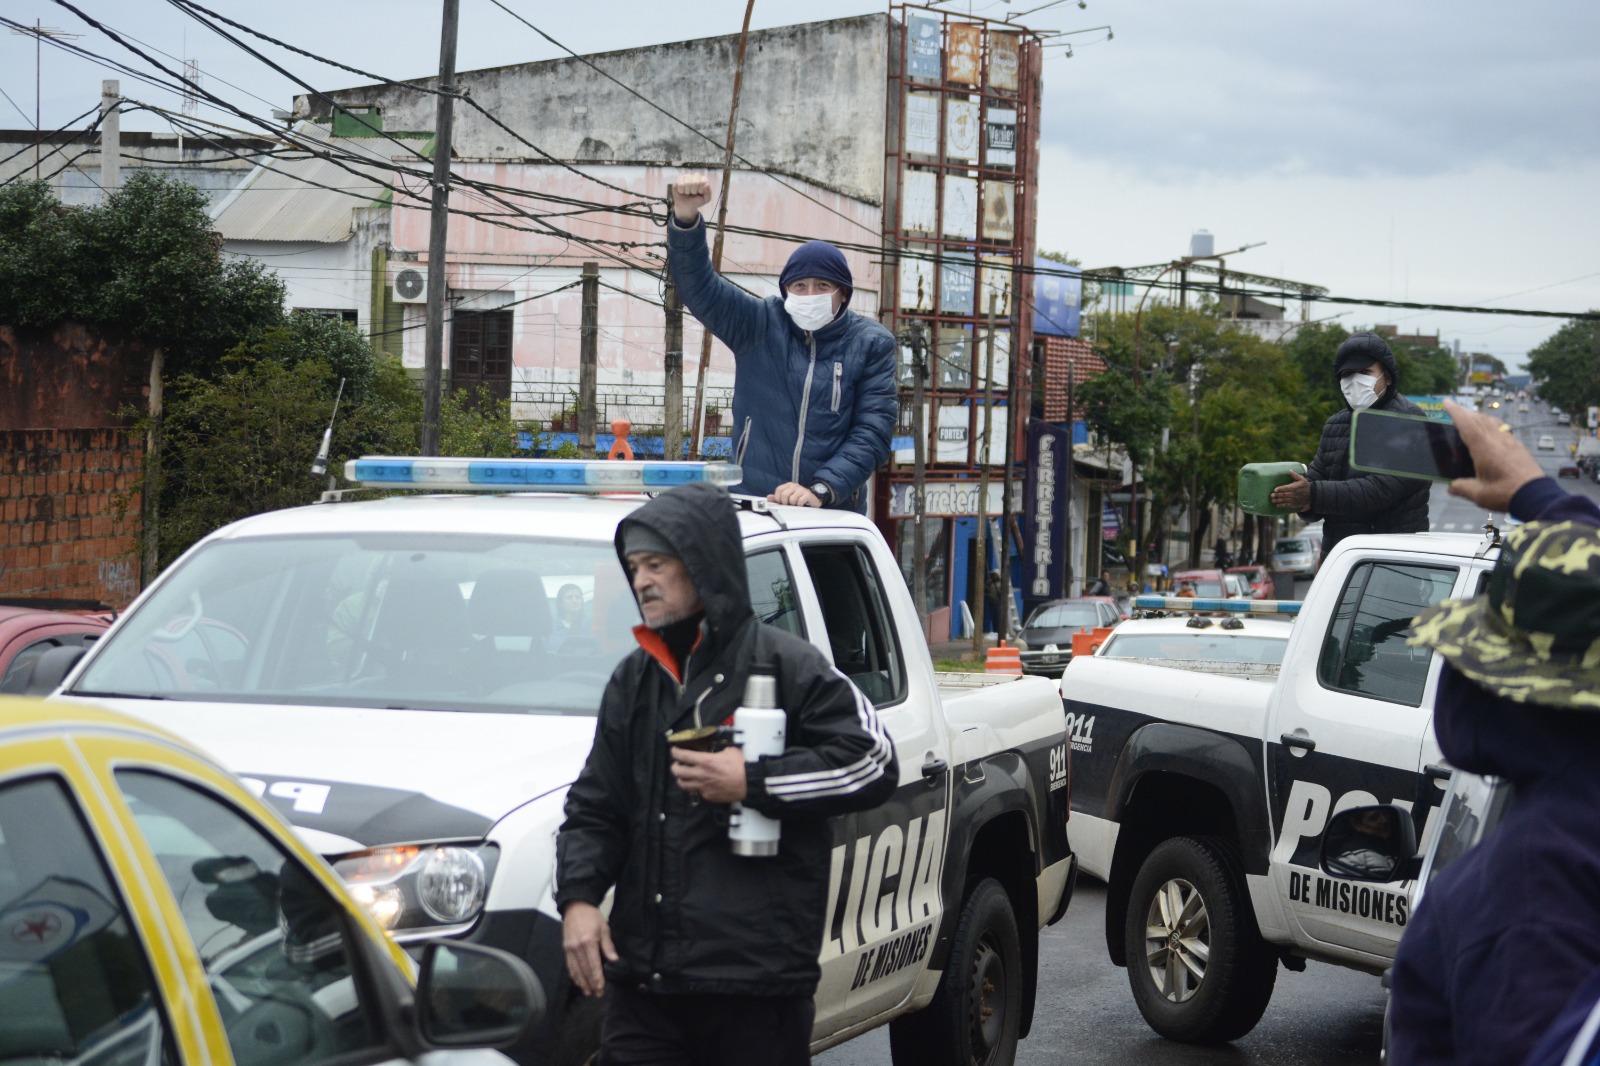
[70,533,640,716]
[1100,632,1289,665]
[1176,579,1224,597]
[1026,604,1101,629]
[1277,539,1309,553]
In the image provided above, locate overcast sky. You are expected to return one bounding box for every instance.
[4,0,1596,372]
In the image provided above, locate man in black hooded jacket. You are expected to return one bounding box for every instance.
[1271,331,1430,558]
[555,481,898,1065]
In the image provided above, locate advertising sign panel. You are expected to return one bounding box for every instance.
[1024,421,1072,599]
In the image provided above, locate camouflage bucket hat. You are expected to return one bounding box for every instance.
[1408,520,1600,710]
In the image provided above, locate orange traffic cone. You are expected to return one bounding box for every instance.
[985,641,1022,675]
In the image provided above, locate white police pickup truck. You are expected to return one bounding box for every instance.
[46,458,1074,1066]
[1061,530,1500,1044]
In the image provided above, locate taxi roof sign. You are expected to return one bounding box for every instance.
[345,457,743,493]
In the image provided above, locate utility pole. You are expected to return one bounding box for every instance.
[99,80,119,201]
[579,262,600,453]
[664,279,684,461]
[420,0,460,457]
[998,307,1021,639]
[689,0,756,458]
[971,291,1000,657]
[907,320,929,637]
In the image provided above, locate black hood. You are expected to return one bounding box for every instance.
[613,481,752,641]
[1333,331,1400,397]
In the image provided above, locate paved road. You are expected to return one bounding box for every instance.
[1426,399,1598,535]
[816,880,1387,1066]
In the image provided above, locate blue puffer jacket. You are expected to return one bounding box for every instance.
[667,218,898,512]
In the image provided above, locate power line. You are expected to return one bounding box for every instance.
[165,0,646,207]
[48,1,664,282]
[482,0,883,240]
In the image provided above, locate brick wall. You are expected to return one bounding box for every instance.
[1,323,149,607]
[0,323,149,430]
[0,429,144,609]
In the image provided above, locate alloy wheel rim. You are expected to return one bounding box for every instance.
[1142,876,1210,1003]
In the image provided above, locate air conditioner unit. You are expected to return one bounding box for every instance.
[392,267,427,303]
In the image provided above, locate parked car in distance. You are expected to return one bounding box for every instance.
[0,602,112,695]
[1538,435,1557,451]
[1558,462,1581,479]
[1169,569,1250,599]
[0,697,543,1065]
[1272,536,1320,576]
[1227,565,1275,599]
[1018,597,1123,676]
[1558,411,1572,425]
[1518,403,1530,413]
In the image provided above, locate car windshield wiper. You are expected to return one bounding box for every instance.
[68,690,170,700]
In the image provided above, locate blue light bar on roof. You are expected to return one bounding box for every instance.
[344,457,743,493]
[1132,596,1301,615]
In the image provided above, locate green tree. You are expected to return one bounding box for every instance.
[150,325,527,568]
[0,173,285,377]
[1526,316,1600,412]
[1386,338,1460,395]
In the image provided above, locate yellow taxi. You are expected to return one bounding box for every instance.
[0,698,542,1065]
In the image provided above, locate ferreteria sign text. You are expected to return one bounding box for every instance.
[888,480,1019,518]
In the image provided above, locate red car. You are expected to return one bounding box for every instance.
[1228,565,1275,599]
[1169,569,1251,599]
[0,603,113,695]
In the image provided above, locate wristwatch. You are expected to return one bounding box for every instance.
[809,481,834,506]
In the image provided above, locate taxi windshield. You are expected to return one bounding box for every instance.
[70,533,639,716]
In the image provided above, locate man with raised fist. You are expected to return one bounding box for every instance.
[666,172,897,512]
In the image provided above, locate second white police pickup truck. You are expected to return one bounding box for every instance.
[1062,529,1501,1043]
[42,458,1075,1066]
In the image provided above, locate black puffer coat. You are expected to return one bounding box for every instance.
[554,481,897,996]
[1305,343,1430,556]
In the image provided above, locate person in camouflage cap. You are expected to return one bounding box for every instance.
[1409,518,1600,711]
[1388,399,1600,1066]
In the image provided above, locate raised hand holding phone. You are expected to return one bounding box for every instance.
[1349,409,1476,482]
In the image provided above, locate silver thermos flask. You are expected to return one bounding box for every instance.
[729,669,786,857]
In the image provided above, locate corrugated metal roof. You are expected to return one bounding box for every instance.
[212,122,429,243]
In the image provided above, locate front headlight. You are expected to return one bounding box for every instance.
[334,842,498,937]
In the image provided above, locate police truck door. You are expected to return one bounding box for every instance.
[1265,550,1461,958]
[791,535,952,1035]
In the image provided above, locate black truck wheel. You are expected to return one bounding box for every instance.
[889,877,1022,1066]
[1124,836,1277,1043]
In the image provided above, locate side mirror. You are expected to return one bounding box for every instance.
[1319,804,1422,883]
[416,941,545,1049]
[21,645,89,695]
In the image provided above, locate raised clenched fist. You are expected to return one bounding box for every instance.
[670,172,713,225]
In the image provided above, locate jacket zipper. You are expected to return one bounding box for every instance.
[831,361,842,412]
[793,334,818,482]
[735,417,752,467]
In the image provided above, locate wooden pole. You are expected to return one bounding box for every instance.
[579,262,600,453]
[689,0,757,457]
[972,291,1000,657]
[664,279,684,460]
[420,0,460,457]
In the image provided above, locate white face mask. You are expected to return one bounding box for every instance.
[1341,372,1381,410]
[784,291,836,332]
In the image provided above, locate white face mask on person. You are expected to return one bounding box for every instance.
[1341,372,1382,410]
[784,292,836,332]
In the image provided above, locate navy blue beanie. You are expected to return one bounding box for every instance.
[1333,331,1399,388]
[779,241,853,308]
